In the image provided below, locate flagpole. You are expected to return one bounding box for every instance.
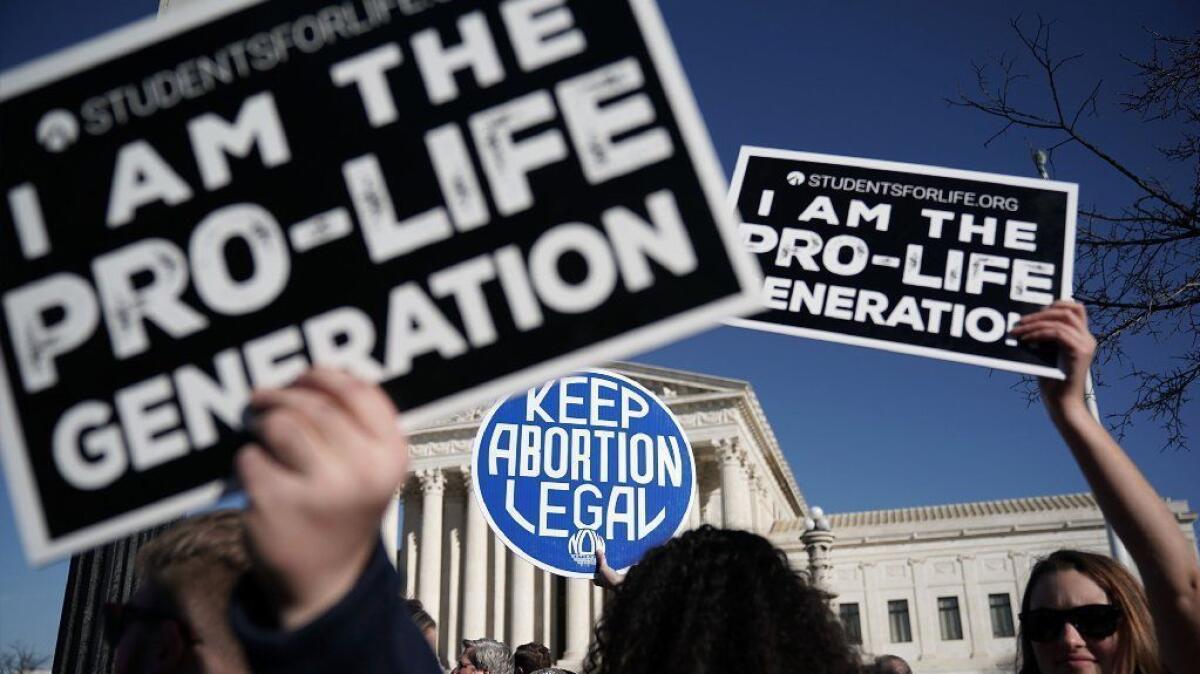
[1032,150,1134,570]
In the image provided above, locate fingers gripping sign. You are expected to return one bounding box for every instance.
[593,547,625,590]
[1012,300,1095,420]
[236,367,409,629]
[1011,300,1096,407]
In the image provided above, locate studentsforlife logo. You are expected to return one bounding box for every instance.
[472,369,696,578]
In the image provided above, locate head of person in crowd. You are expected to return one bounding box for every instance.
[514,642,553,674]
[455,638,514,674]
[109,510,251,674]
[1017,549,1160,674]
[405,598,437,652]
[872,654,911,674]
[583,525,860,674]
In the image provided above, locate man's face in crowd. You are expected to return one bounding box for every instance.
[111,582,193,674]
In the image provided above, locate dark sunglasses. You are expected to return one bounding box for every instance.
[1019,604,1122,642]
[102,601,196,648]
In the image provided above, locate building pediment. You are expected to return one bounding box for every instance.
[409,361,751,433]
[407,361,808,517]
[608,361,753,398]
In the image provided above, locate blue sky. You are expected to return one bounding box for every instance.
[2,0,1198,660]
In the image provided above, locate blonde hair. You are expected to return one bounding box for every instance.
[136,510,251,665]
[1017,549,1161,674]
[137,510,249,581]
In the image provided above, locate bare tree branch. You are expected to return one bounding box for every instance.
[954,17,1200,449]
[0,642,49,674]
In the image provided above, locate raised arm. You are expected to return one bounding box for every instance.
[230,367,440,674]
[1012,300,1200,671]
[592,547,625,590]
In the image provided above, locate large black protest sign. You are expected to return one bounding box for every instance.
[728,148,1077,377]
[0,0,758,563]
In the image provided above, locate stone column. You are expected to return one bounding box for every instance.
[402,487,421,599]
[509,555,536,645]
[716,439,750,530]
[908,559,937,661]
[561,578,592,665]
[461,467,489,641]
[960,555,991,657]
[861,562,884,652]
[687,478,702,529]
[382,487,401,567]
[417,469,446,626]
[591,582,605,623]
[442,483,465,666]
[700,460,723,526]
[492,533,507,639]
[539,569,554,647]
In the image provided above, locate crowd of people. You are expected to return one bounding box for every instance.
[101,302,1200,674]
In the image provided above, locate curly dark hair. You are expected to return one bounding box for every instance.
[582,526,861,674]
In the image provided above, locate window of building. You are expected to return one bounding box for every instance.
[838,603,863,644]
[989,593,1016,638]
[888,599,912,643]
[938,596,964,640]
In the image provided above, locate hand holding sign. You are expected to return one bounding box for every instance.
[237,367,408,630]
[593,547,625,590]
[1011,300,1096,412]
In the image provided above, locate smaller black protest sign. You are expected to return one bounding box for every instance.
[0,0,759,564]
[727,147,1077,377]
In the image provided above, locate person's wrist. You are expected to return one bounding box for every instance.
[278,543,376,630]
[1046,393,1090,427]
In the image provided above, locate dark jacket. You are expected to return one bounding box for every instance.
[231,542,442,674]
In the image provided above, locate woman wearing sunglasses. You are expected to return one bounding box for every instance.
[1012,302,1200,674]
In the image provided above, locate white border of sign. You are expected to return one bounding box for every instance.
[725,146,1078,380]
[469,368,697,579]
[0,0,760,565]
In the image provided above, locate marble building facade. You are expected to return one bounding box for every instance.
[382,363,1199,672]
[772,494,1198,674]
[386,363,807,668]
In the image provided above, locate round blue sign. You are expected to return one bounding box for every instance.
[472,369,696,578]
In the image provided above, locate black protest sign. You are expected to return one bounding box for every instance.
[728,147,1077,377]
[0,0,759,564]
